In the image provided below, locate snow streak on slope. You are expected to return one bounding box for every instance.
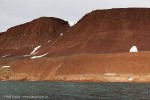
[30,45,41,55]
[47,40,51,43]
[30,53,48,59]
[0,54,11,58]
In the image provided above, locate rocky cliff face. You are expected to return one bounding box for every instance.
[0,17,70,57]
[2,8,150,57]
[37,8,150,57]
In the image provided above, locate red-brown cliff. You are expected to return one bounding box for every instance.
[0,17,70,56]
[37,8,150,57]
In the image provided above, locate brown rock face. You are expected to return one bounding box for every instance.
[38,8,150,57]
[0,17,70,56]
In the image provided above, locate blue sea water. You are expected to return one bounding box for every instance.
[0,81,150,100]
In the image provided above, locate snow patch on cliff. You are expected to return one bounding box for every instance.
[60,33,63,36]
[130,46,138,52]
[30,53,48,59]
[47,40,51,43]
[69,21,77,26]
[30,45,41,55]
[0,54,11,58]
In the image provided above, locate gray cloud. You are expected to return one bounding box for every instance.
[0,0,150,32]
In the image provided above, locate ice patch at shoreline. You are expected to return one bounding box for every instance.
[128,77,133,81]
[2,66,10,68]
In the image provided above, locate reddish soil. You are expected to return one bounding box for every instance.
[0,52,150,82]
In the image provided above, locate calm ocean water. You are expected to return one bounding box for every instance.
[0,81,150,100]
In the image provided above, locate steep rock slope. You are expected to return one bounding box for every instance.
[37,8,150,57]
[0,17,70,57]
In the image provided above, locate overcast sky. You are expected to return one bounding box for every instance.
[0,0,150,32]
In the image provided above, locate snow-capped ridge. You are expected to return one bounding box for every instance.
[68,21,77,26]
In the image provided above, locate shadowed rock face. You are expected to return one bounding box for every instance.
[0,17,70,56]
[37,8,150,57]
